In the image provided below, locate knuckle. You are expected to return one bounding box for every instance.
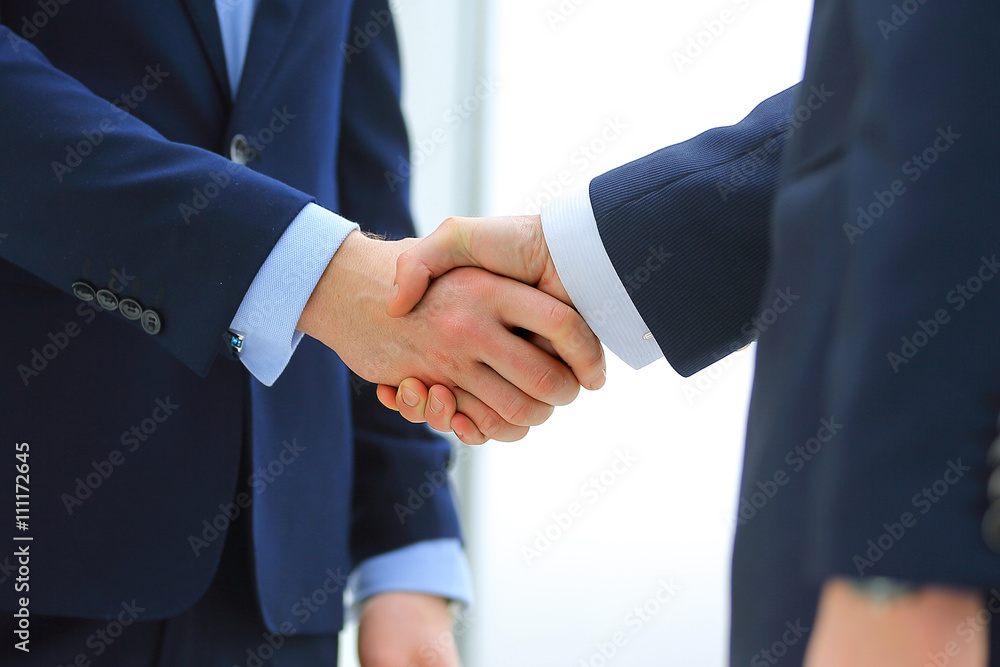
[476,411,503,439]
[507,396,551,427]
[547,300,572,333]
[533,365,565,400]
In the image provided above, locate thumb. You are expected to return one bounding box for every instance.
[387,218,478,318]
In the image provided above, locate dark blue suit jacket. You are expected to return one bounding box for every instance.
[590,0,1000,662]
[0,0,459,634]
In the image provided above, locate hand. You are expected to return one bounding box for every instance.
[358,592,460,667]
[803,577,986,667]
[298,231,604,438]
[386,215,570,320]
[374,216,604,442]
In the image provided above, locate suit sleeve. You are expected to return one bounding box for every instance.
[334,0,462,564]
[589,86,798,377]
[0,27,312,376]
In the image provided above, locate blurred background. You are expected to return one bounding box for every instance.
[344,1,813,665]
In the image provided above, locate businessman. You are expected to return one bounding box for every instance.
[380,1,1000,664]
[0,0,603,664]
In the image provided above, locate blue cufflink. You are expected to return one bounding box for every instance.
[229,331,245,356]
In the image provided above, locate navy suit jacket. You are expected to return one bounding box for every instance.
[0,0,459,634]
[589,0,1000,662]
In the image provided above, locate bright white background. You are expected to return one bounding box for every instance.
[343,1,813,665]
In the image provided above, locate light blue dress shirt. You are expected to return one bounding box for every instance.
[217,0,471,609]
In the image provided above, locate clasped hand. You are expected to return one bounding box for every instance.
[297,216,601,444]
[375,214,590,443]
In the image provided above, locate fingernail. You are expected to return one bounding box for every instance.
[592,369,606,390]
[429,395,444,414]
[401,388,419,407]
[453,427,465,440]
[389,283,399,303]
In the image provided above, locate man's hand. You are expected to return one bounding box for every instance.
[386,214,571,321]
[298,230,604,442]
[358,593,460,667]
[803,577,986,667]
[372,215,605,441]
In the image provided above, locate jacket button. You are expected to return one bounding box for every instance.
[119,298,143,321]
[229,133,256,165]
[140,309,162,335]
[95,289,119,311]
[71,281,96,302]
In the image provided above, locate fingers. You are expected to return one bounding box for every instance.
[385,380,531,445]
[451,387,530,443]
[480,331,581,407]
[376,384,400,412]
[459,361,555,427]
[393,378,429,424]
[494,279,607,392]
[387,218,478,318]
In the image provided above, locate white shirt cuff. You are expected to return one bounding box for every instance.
[230,202,359,386]
[541,185,663,369]
[346,538,474,620]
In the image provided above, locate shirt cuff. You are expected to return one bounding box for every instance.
[347,538,473,619]
[541,185,663,369]
[230,202,359,386]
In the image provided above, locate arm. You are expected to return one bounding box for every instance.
[380,86,799,429]
[0,24,602,430]
[0,25,311,375]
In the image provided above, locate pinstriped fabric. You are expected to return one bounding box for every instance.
[590,87,798,376]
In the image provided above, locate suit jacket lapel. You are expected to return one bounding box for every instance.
[234,0,306,109]
[179,0,233,103]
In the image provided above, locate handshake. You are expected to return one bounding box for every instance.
[297,213,605,445]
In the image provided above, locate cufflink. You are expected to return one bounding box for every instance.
[228,330,245,357]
